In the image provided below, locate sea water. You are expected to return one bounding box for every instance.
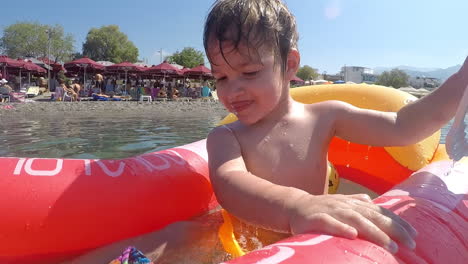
[0,115,222,159]
[0,115,453,159]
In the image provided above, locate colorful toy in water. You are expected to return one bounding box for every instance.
[0,84,466,264]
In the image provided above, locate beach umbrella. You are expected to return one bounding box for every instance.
[96,61,115,67]
[6,59,46,89]
[39,57,65,73]
[291,75,304,84]
[17,60,47,87]
[313,80,329,85]
[184,64,213,80]
[106,62,143,88]
[64,57,105,85]
[0,55,23,78]
[146,61,181,81]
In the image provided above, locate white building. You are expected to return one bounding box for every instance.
[409,76,440,89]
[341,66,377,84]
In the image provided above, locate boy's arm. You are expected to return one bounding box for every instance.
[207,126,417,253]
[333,57,468,146]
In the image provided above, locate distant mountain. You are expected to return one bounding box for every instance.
[374,65,461,81]
[374,66,440,73]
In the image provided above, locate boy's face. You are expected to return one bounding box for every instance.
[209,40,287,125]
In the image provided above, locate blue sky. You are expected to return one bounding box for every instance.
[1,0,467,73]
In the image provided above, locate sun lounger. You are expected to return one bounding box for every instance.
[26,86,40,97]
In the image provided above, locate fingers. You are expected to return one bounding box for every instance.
[348,193,373,203]
[350,199,418,237]
[333,209,399,254]
[358,207,416,251]
[377,206,418,238]
[342,198,417,251]
[291,194,418,254]
[294,213,358,240]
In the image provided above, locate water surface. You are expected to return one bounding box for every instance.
[0,116,453,159]
[0,115,221,159]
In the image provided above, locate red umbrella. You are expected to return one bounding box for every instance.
[64,57,105,85]
[105,61,142,73]
[64,57,105,71]
[291,75,304,84]
[0,55,23,78]
[184,64,213,79]
[16,60,47,87]
[39,57,66,73]
[145,61,181,77]
[106,62,143,88]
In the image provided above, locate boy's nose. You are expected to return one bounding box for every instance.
[226,79,246,97]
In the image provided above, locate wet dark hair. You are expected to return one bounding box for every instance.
[203,0,298,74]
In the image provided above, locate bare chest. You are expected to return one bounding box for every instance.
[237,120,332,194]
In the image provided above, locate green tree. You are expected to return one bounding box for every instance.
[71,52,83,60]
[0,22,75,62]
[376,68,409,88]
[296,65,319,81]
[166,47,204,68]
[82,25,138,63]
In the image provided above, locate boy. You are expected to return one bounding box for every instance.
[204,0,467,254]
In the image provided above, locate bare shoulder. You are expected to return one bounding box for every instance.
[207,122,246,170]
[207,122,240,151]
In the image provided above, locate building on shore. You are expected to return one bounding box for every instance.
[319,73,342,82]
[340,66,378,84]
[408,76,440,90]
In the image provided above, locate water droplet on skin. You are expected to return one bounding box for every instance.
[289,143,294,148]
[346,164,350,168]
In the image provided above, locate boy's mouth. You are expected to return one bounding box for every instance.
[230,100,253,113]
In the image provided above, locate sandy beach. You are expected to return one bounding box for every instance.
[0,98,229,120]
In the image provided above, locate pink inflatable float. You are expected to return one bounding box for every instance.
[224,159,468,264]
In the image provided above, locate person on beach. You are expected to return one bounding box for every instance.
[0,79,13,102]
[71,79,82,97]
[62,80,78,101]
[204,0,468,255]
[95,73,104,94]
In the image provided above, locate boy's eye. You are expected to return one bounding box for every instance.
[215,76,226,81]
[244,71,258,77]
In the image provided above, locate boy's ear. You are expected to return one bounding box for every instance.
[286,49,300,81]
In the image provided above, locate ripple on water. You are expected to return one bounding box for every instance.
[0,115,221,159]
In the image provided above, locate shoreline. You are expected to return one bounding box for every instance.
[0,100,229,120]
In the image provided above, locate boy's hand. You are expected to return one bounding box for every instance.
[288,193,417,254]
